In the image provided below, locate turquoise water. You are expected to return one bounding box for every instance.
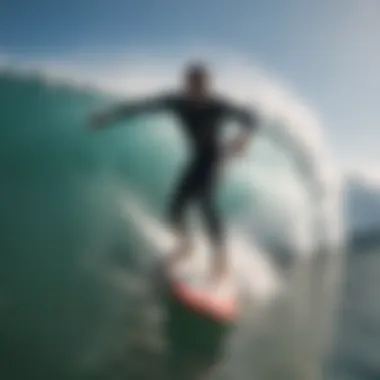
[0,71,343,379]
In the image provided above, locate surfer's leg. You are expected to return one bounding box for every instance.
[200,197,227,281]
[198,164,228,281]
[167,162,198,267]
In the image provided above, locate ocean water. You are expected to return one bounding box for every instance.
[0,67,374,380]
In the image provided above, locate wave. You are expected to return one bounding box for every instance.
[0,57,344,379]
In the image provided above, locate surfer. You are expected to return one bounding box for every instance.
[89,62,258,282]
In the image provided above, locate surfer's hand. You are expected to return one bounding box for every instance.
[226,135,249,157]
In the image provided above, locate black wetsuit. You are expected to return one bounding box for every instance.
[115,94,257,246]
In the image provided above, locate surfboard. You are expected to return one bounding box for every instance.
[165,256,239,323]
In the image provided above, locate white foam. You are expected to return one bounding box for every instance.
[121,194,282,306]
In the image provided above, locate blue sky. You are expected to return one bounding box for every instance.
[1,0,379,170]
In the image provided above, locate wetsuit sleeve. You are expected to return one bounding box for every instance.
[105,94,178,123]
[219,99,258,132]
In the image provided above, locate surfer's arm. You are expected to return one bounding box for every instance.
[89,94,176,129]
[220,99,259,156]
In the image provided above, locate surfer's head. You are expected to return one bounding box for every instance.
[183,62,210,99]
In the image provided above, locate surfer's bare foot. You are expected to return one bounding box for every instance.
[210,250,228,283]
[210,265,227,284]
[167,236,193,270]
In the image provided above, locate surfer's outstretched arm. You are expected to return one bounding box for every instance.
[89,94,176,129]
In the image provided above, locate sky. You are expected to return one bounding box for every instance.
[1,0,379,172]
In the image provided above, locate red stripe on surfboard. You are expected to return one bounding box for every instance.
[170,282,238,322]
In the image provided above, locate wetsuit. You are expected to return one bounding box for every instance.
[113,93,257,246]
